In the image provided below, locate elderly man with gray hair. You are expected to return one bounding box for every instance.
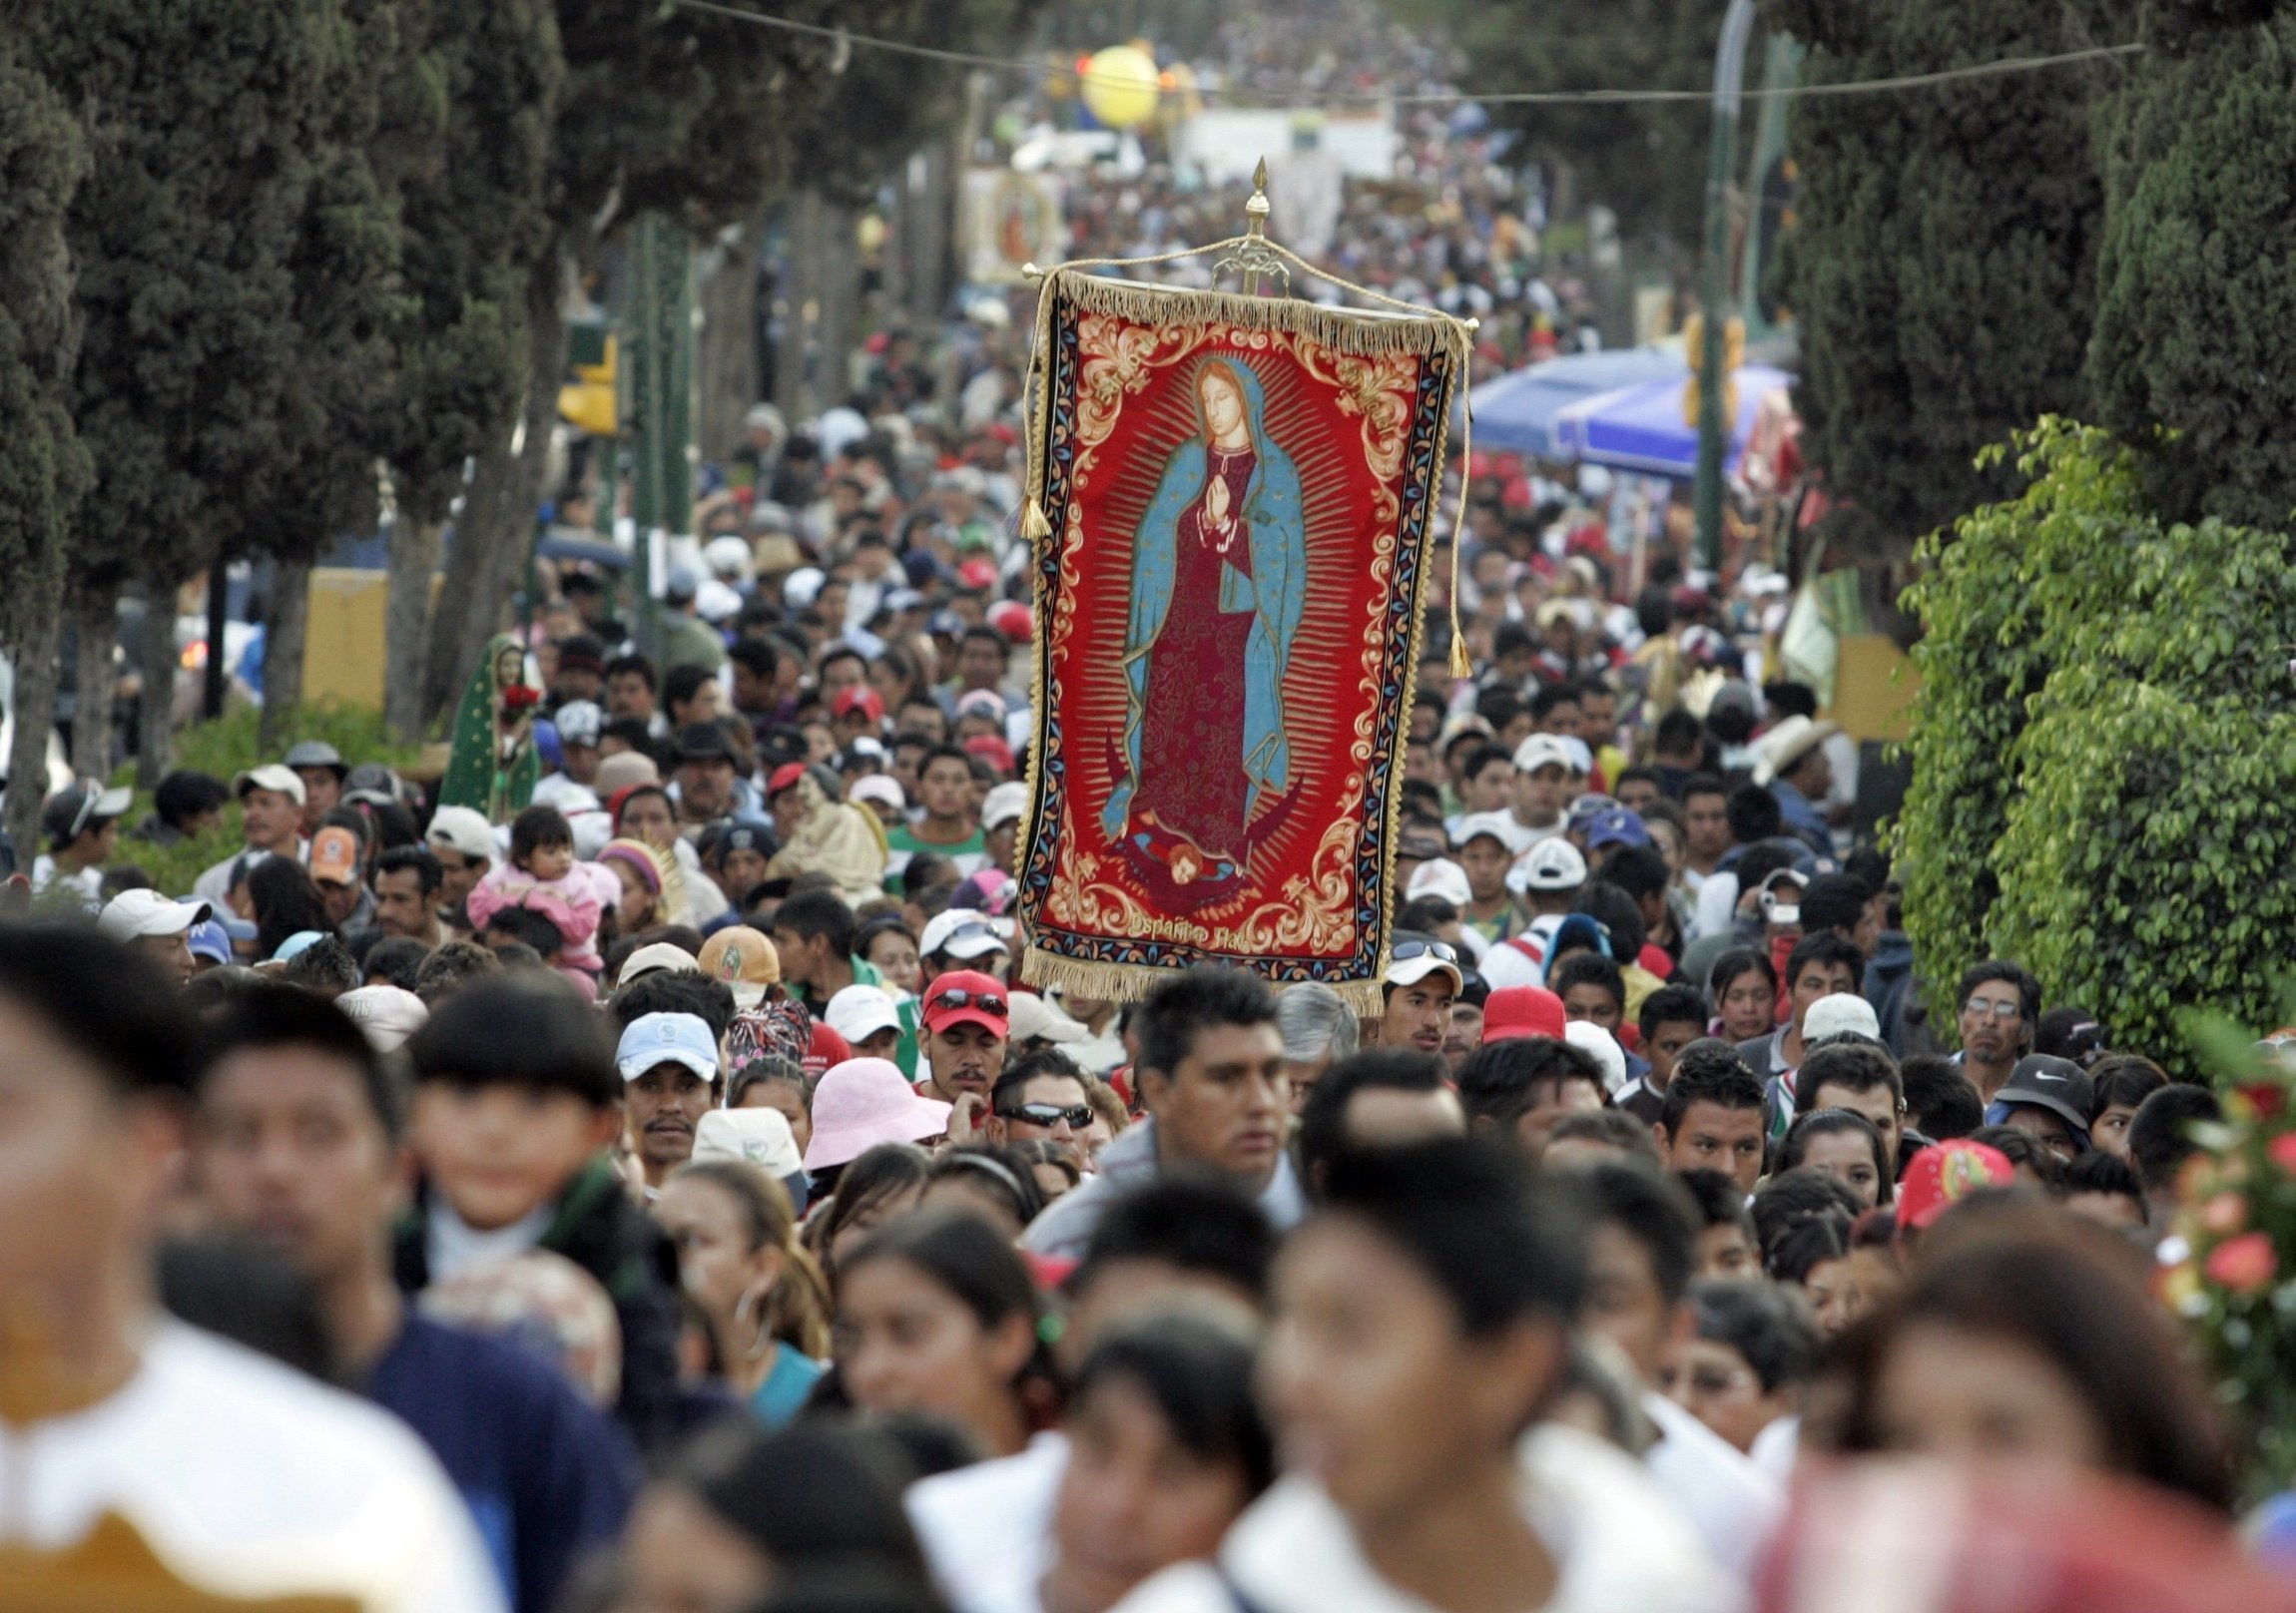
[1277,982,1360,1115]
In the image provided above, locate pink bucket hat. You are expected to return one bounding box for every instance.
[804,1057,952,1173]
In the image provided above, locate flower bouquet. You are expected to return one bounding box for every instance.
[2164,1014,2296,1502]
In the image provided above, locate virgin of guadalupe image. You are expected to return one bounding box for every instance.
[1103,356,1308,906]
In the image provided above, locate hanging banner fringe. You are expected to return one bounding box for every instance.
[1012,266,1468,1004]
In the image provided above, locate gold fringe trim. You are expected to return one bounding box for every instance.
[1022,943,1391,1016]
[1044,269,1464,359]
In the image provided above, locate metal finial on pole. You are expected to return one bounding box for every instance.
[1243,158,1272,295]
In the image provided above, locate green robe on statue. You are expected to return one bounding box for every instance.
[438,634,540,823]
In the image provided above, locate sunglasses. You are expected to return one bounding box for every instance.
[1390,938,1459,964]
[928,987,1007,1017]
[997,1102,1093,1129]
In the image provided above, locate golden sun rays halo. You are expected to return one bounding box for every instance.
[1047,333,1425,883]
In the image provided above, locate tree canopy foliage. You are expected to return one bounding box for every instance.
[1760,0,2106,545]
[1385,0,1733,249]
[1899,422,2296,1078]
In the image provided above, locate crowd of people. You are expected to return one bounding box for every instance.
[1,372,2290,1611]
[0,5,2284,1608]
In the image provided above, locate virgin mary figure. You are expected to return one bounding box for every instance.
[1102,357,1308,882]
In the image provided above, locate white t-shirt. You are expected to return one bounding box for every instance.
[1641,1390,1785,1585]
[1115,1422,1738,1613]
[906,1432,1068,1613]
[1476,914,1565,991]
[0,1320,504,1612]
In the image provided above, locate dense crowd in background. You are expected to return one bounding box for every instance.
[2,5,2293,1612]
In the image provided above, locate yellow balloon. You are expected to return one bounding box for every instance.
[1081,44,1159,131]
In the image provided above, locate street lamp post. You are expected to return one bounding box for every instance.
[1694,0,1758,575]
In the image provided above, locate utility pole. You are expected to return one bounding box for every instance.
[1694,0,1758,574]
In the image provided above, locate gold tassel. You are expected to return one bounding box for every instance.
[1449,635,1473,680]
[1022,501,1053,541]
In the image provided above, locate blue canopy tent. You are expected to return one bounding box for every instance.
[1551,365,1793,478]
[1465,348,1686,459]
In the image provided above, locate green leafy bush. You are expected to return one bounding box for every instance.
[1899,420,2296,1077]
[109,703,426,899]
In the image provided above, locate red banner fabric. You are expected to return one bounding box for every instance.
[1015,271,1465,1005]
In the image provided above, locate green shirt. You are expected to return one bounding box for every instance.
[883,822,986,890]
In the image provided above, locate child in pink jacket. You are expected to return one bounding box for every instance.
[466,804,603,993]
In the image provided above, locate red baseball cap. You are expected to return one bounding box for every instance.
[963,733,1016,779]
[768,762,811,798]
[834,686,886,725]
[1896,1139,2015,1233]
[1481,986,1567,1044]
[920,969,1010,1040]
[957,557,997,592]
[987,599,1034,646]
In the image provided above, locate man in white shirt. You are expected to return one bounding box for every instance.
[0,924,501,1612]
[1574,1160,1783,1583]
[192,765,308,906]
[1479,837,1588,991]
[1500,734,1574,854]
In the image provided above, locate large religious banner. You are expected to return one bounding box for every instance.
[1013,268,1468,1008]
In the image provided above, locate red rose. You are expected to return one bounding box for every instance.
[2239,1082,2286,1121]
[502,685,542,711]
[2206,1231,2279,1296]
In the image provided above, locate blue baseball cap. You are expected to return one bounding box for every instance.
[273,930,326,962]
[616,1012,720,1083]
[1585,808,1652,852]
[186,913,236,966]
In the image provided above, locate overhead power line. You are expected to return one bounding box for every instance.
[667,0,2143,110]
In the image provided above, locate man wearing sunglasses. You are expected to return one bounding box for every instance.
[983,1054,1094,1159]
[919,969,1011,1119]
[1370,931,1464,1058]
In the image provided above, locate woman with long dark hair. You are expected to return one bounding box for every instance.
[245,855,334,960]
[1820,1204,2234,1513]
[834,1209,1057,1461]
[1707,947,1779,1044]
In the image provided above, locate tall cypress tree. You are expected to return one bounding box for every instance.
[0,39,91,857]
[27,0,337,774]
[1762,0,2108,545]
[375,0,561,741]
[2088,7,2296,528]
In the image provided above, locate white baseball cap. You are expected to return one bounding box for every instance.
[425,806,496,863]
[826,984,903,1046]
[1008,992,1088,1044]
[692,1108,803,1178]
[851,775,906,813]
[99,888,212,943]
[1804,993,1883,1044]
[336,984,430,1053]
[1452,811,1516,850]
[981,781,1029,834]
[1385,934,1464,991]
[1510,836,1587,894]
[1511,735,1573,777]
[617,940,702,988]
[1405,857,1472,908]
[918,908,1008,962]
[232,764,307,806]
[1564,1019,1627,1095]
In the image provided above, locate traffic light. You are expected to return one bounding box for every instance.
[558,325,618,437]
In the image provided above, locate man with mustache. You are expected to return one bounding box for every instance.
[617,1013,721,1197]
